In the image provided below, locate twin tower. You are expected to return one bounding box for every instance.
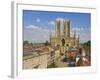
[55,19,70,38]
[51,18,79,47]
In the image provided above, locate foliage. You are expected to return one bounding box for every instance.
[83,40,91,46]
[83,40,91,57]
[44,41,50,46]
[47,62,58,68]
[23,41,29,45]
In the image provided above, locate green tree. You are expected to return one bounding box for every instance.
[83,40,91,46]
[44,41,49,46]
[47,62,58,68]
[23,41,28,45]
[83,40,91,57]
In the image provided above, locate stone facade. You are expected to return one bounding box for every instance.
[51,19,79,53]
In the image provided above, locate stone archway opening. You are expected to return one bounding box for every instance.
[66,44,69,47]
[61,39,65,46]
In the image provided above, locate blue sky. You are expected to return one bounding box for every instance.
[23,10,91,43]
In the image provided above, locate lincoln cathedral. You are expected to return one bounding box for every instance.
[50,19,79,53]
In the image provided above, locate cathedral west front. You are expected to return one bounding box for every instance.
[50,19,80,53]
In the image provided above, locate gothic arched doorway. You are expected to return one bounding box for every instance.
[61,39,65,46]
[66,44,69,47]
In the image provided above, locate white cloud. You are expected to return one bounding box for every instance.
[26,25,49,32]
[71,27,90,43]
[72,27,84,32]
[24,25,90,43]
[71,27,84,37]
[48,21,55,25]
[24,25,51,43]
[56,17,70,21]
[36,18,40,23]
[56,17,64,21]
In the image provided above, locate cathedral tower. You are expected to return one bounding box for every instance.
[63,20,67,37]
[51,19,79,48]
[55,20,60,37]
[66,20,70,37]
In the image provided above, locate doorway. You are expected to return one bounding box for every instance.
[61,39,65,46]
